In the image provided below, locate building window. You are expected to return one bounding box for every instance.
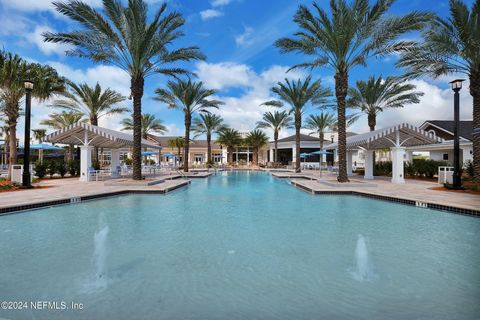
[443,153,449,161]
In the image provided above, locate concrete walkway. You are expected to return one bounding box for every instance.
[269,170,480,213]
[0,177,190,211]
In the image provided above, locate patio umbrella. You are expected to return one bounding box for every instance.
[162,153,176,157]
[142,151,159,156]
[20,144,64,163]
[310,150,333,177]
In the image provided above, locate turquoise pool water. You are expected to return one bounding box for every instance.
[1,171,479,319]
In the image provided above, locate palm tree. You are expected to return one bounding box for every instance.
[305,113,336,150]
[275,0,431,181]
[192,113,225,164]
[256,110,292,164]
[154,80,224,172]
[121,113,166,163]
[245,129,269,166]
[397,0,480,182]
[0,51,65,175]
[121,113,166,140]
[52,82,127,126]
[32,129,46,144]
[348,76,423,131]
[262,76,331,173]
[167,137,185,166]
[44,0,205,180]
[216,128,242,165]
[40,111,86,160]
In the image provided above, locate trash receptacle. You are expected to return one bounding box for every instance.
[10,165,32,184]
[438,166,454,184]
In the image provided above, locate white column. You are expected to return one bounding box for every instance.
[347,151,353,176]
[110,149,120,178]
[391,147,406,184]
[269,147,274,163]
[79,145,93,181]
[291,143,296,166]
[364,150,374,180]
[222,148,227,164]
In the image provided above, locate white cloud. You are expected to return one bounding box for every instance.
[27,25,71,56]
[194,62,305,136]
[47,62,131,97]
[234,26,255,47]
[200,9,223,20]
[211,0,231,7]
[349,79,474,133]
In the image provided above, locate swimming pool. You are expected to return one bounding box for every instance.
[1,171,479,319]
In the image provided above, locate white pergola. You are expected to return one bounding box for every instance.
[44,123,161,181]
[325,123,444,183]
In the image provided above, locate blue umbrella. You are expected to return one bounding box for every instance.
[142,151,159,156]
[195,155,206,159]
[300,153,311,157]
[162,153,176,157]
[20,143,64,150]
[310,150,333,155]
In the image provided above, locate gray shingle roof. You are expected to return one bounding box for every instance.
[421,120,473,141]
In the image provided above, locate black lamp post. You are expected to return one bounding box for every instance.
[449,79,465,189]
[22,80,34,188]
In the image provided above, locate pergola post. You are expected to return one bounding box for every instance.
[269,148,274,163]
[110,149,121,178]
[405,150,413,163]
[391,147,406,184]
[79,145,93,181]
[291,143,296,166]
[364,150,374,180]
[347,151,353,176]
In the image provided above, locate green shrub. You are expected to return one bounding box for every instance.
[47,161,57,178]
[375,161,392,176]
[412,159,448,178]
[67,160,80,176]
[124,158,133,165]
[145,159,156,165]
[464,160,474,178]
[405,161,415,177]
[58,162,67,178]
[34,162,47,179]
[92,160,101,170]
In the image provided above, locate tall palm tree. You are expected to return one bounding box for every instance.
[167,136,185,166]
[52,82,127,126]
[275,0,431,181]
[44,0,205,180]
[121,113,166,140]
[397,0,480,182]
[256,110,292,164]
[216,128,242,165]
[192,113,225,164]
[40,111,86,160]
[262,76,331,173]
[154,80,224,172]
[0,51,65,174]
[348,76,423,131]
[245,129,269,166]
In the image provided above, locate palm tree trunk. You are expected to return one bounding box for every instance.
[274,130,279,164]
[319,132,324,168]
[207,132,212,164]
[131,76,144,180]
[90,116,99,165]
[335,67,349,182]
[227,146,233,164]
[253,148,258,165]
[368,112,376,132]
[471,70,480,183]
[183,113,191,172]
[295,111,301,173]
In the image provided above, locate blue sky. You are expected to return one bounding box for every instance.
[0,0,474,142]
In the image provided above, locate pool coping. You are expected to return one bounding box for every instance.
[289,180,480,218]
[0,180,191,216]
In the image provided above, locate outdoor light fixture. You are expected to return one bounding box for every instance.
[22,80,34,188]
[450,79,464,91]
[449,79,465,189]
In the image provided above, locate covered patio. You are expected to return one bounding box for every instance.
[325,123,444,183]
[44,123,161,181]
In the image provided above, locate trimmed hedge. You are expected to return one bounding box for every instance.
[372,159,448,178]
